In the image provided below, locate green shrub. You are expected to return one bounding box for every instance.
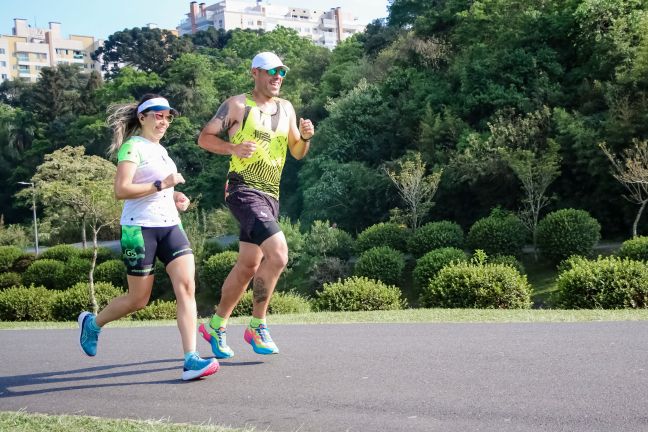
[556,256,648,308]
[132,299,177,320]
[0,224,30,248]
[467,209,526,257]
[51,282,123,321]
[304,220,355,260]
[226,239,240,252]
[313,276,406,311]
[40,244,80,262]
[0,285,55,321]
[95,259,127,288]
[278,217,305,268]
[79,247,118,264]
[420,259,532,309]
[230,290,312,317]
[202,251,238,300]
[60,257,92,289]
[11,253,36,273]
[0,272,22,290]
[354,246,405,286]
[488,254,525,274]
[0,246,22,272]
[537,209,601,264]
[307,257,352,295]
[355,222,409,253]
[21,259,66,290]
[202,240,224,261]
[413,247,467,292]
[617,236,648,261]
[408,221,464,257]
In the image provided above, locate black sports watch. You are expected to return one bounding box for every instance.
[154,180,162,192]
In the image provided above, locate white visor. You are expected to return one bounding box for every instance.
[137,97,173,114]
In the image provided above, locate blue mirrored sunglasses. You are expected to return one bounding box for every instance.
[266,68,287,77]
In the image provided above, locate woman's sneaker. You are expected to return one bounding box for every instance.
[78,312,101,356]
[198,323,234,359]
[244,324,279,355]
[182,354,219,381]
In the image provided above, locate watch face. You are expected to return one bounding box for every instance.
[154,180,162,191]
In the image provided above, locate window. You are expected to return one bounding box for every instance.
[16,52,29,62]
[257,20,262,26]
[248,20,254,26]
[18,65,30,73]
[0,61,6,67]
[0,48,5,54]
[1,74,7,80]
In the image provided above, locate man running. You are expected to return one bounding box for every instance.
[197,52,314,357]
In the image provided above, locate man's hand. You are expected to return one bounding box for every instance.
[299,118,314,140]
[174,192,190,212]
[233,141,257,158]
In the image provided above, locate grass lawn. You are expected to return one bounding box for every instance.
[0,411,250,432]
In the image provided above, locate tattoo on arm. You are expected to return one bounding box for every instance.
[253,277,269,304]
[208,102,235,138]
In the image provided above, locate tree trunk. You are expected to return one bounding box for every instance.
[633,200,648,239]
[81,218,87,249]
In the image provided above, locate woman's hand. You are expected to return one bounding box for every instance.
[174,192,190,212]
[162,172,186,189]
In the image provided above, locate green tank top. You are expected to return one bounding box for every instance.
[227,94,290,200]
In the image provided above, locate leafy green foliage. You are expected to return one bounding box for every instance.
[407,221,464,257]
[94,259,127,289]
[306,257,352,296]
[40,244,80,262]
[0,246,22,272]
[0,272,22,290]
[0,285,55,321]
[79,247,118,265]
[556,256,648,308]
[617,236,648,261]
[537,209,601,263]
[21,259,66,290]
[51,282,123,321]
[355,222,409,253]
[313,276,406,312]
[303,220,355,260]
[231,290,311,317]
[467,209,527,257]
[201,251,238,301]
[131,299,177,320]
[413,247,467,292]
[354,246,406,286]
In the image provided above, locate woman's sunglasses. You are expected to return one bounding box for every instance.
[147,112,174,123]
[264,68,287,78]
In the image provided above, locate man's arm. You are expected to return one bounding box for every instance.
[286,101,314,160]
[198,98,240,156]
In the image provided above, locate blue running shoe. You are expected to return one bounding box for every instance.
[78,311,100,356]
[244,324,279,355]
[199,323,234,359]
[182,354,219,381]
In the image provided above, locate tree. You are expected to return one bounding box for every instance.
[22,146,121,312]
[601,140,648,238]
[384,152,443,230]
[93,27,193,76]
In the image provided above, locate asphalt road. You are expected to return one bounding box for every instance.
[1,321,648,432]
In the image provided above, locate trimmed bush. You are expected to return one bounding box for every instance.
[488,254,525,274]
[467,209,526,257]
[79,247,118,264]
[0,246,23,272]
[132,299,177,320]
[21,259,66,290]
[11,253,36,273]
[413,247,467,292]
[617,236,648,262]
[0,285,56,321]
[40,244,80,262]
[421,260,532,309]
[95,259,127,288]
[408,221,465,257]
[556,256,648,308]
[537,209,601,264]
[313,276,406,311]
[0,272,22,290]
[202,240,224,261]
[60,257,92,289]
[354,246,405,286]
[231,290,312,317]
[202,251,238,299]
[51,281,123,321]
[355,222,409,253]
[304,220,355,260]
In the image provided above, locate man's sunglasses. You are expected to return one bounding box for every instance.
[147,112,174,123]
[264,68,287,78]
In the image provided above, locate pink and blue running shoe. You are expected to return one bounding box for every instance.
[78,311,100,356]
[244,324,279,355]
[182,353,219,381]
[199,323,234,359]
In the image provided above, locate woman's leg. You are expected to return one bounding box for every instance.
[95,275,154,327]
[166,254,197,354]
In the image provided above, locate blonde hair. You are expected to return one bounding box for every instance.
[106,102,140,157]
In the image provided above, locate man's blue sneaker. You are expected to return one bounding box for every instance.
[78,311,101,357]
[182,354,219,381]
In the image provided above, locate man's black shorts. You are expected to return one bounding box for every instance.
[226,187,281,245]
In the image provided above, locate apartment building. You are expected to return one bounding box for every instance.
[0,19,102,82]
[177,0,365,49]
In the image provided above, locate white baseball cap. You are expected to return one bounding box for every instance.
[251,52,289,71]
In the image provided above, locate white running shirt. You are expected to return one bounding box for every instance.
[117,136,180,227]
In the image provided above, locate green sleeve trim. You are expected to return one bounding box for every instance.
[117,138,141,165]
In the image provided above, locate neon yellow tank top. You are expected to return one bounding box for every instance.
[227,94,289,200]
